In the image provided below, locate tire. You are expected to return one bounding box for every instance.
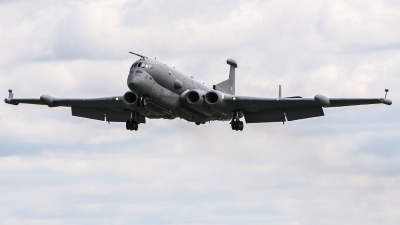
[234,121,239,131]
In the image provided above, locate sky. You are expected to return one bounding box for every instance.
[0,0,399,224]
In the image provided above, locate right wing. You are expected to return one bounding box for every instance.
[4,91,174,123]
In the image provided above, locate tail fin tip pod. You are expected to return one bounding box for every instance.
[213,58,237,95]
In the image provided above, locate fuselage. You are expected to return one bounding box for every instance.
[126,58,231,123]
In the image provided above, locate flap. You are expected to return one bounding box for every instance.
[244,109,285,123]
[284,106,324,121]
[71,107,145,123]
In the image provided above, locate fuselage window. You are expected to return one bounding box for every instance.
[147,62,153,68]
[138,62,142,67]
[132,63,138,67]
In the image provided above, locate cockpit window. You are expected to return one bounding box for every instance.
[131,62,152,70]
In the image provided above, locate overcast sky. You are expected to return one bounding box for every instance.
[0,0,399,224]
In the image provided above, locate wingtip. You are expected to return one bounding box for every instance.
[380,98,392,105]
[4,98,18,105]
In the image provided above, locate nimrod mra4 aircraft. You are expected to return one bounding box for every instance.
[5,52,393,131]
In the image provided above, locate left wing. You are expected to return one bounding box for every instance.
[207,92,392,123]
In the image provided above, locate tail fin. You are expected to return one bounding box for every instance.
[213,58,237,95]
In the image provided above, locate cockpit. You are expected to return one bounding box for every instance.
[131,61,152,69]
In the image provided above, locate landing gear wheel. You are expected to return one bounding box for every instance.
[230,120,244,131]
[231,121,235,130]
[126,120,139,131]
[238,121,243,131]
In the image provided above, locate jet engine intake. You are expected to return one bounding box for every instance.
[205,91,221,104]
[123,91,139,105]
[186,90,203,104]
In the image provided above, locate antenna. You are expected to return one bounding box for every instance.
[8,89,13,99]
[385,89,389,98]
[279,85,282,98]
[129,52,147,59]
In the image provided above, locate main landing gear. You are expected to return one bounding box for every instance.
[126,120,138,131]
[230,111,244,131]
[126,111,139,131]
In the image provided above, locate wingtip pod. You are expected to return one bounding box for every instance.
[314,94,331,107]
[380,98,392,105]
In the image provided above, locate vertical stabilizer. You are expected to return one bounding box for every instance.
[213,59,237,95]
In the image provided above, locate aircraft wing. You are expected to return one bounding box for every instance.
[5,95,125,108]
[4,92,146,123]
[219,94,392,123]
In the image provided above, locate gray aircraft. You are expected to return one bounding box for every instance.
[4,53,392,131]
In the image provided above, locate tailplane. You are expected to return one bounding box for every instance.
[213,58,237,95]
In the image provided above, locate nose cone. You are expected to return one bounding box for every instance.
[127,71,153,95]
[127,73,141,92]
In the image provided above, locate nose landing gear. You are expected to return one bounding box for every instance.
[230,111,244,131]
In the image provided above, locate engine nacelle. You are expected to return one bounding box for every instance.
[204,90,232,117]
[123,91,166,116]
[179,89,216,117]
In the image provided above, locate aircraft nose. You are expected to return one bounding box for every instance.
[127,73,141,91]
[127,71,153,96]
